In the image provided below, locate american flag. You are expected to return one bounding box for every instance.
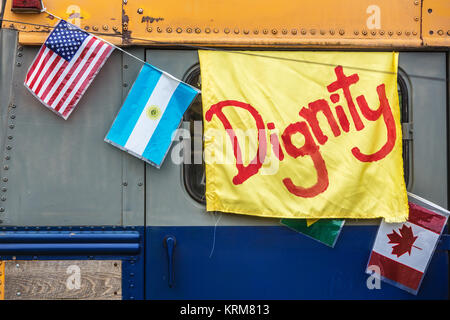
[24,20,114,119]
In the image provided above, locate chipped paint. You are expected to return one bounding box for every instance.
[141,16,164,23]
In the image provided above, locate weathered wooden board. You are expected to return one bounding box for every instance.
[3,260,121,300]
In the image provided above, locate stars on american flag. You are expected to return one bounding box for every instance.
[45,20,89,61]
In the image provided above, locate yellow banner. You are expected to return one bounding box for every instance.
[199,51,408,222]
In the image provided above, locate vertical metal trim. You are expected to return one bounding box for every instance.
[0,260,4,300]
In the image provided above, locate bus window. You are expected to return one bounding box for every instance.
[182,64,412,204]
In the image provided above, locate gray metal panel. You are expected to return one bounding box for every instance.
[145,50,448,226]
[0,40,145,226]
[399,52,447,208]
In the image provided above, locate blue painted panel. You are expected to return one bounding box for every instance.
[0,226,145,300]
[146,226,449,300]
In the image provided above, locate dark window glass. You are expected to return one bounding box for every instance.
[183,65,411,204]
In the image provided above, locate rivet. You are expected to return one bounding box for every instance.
[166,27,172,33]
[84,26,89,31]
[2,178,7,182]
[414,0,419,5]
[18,46,23,51]
[427,8,432,14]
[388,31,394,36]
[271,29,277,35]
[137,8,143,14]
[5,156,10,160]
[263,29,268,34]
[1,187,6,191]
[138,182,143,186]
[447,30,450,36]
[205,28,211,34]
[413,31,418,36]
[310,29,316,35]
[224,28,230,34]
[397,31,402,35]
[253,29,259,34]
[123,182,128,186]
[3,166,8,171]
[234,28,239,34]
[0,208,4,212]
[329,29,335,35]
[320,29,326,35]
[35,25,40,30]
[301,29,306,35]
[123,83,128,87]
[17,53,22,57]
[123,64,128,69]
[282,29,287,35]
[16,62,21,67]
[10,115,15,119]
[379,30,385,35]
[7,136,12,140]
[195,28,201,34]
[354,30,359,35]
[405,31,411,36]
[213,28,219,33]
[1,197,6,202]
[92,26,98,31]
[112,26,118,31]
[414,17,419,22]
[291,29,297,35]
[102,25,109,31]
[362,30,367,35]
[21,25,26,30]
[187,28,192,33]
[176,27,182,33]
[9,24,14,28]
[339,29,345,35]
[6,146,11,150]
[437,30,443,36]
[157,27,162,33]
[429,30,434,35]
[243,29,249,35]
[371,30,376,36]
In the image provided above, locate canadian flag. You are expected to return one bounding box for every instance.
[367,193,449,294]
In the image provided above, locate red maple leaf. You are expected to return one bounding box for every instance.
[387,224,422,257]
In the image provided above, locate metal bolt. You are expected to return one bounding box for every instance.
[234,28,239,34]
[413,31,418,36]
[414,17,419,22]
[187,28,192,33]
[397,31,402,35]
[253,29,259,34]
[6,146,11,150]
[388,31,394,36]
[291,29,297,35]
[0,208,4,212]
[84,26,89,31]
[271,29,277,35]
[224,28,230,34]
[147,27,152,32]
[112,26,118,31]
[176,27,182,33]
[195,28,201,34]
[17,53,22,57]
[9,125,14,129]
[12,104,16,108]
[102,25,109,31]
[310,29,316,35]
[205,28,211,34]
[157,27,162,33]
[414,0,419,5]
[405,31,411,36]
[166,27,172,33]
[282,29,288,35]
[3,166,8,171]
[137,8,143,14]
[371,30,376,36]
[339,29,345,35]
[214,28,219,33]
[123,182,128,186]
[1,187,6,192]
[2,178,7,182]
[447,30,450,36]
[10,115,15,119]
[1,197,5,201]
[329,29,335,35]
[138,182,143,186]
[379,30,385,35]
[16,62,21,67]
[354,30,359,35]
[92,26,98,31]
[437,30,444,36]
[262,29,268,34]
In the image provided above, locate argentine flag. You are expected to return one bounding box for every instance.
[105,63,199,168]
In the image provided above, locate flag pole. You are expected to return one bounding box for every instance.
[44,10,147,65]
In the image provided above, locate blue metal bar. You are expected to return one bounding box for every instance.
[440,234,450,251]
[0,243,140,255]
[0,232,140,243]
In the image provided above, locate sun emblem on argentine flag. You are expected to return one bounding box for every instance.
[147,105,161,120]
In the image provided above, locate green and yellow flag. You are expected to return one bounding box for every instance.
[199,51,408,222]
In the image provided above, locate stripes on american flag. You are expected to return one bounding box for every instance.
[24,20,113,119]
